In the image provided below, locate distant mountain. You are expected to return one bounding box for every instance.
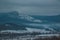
[0,11,42,30]
[0,11,60,32]
[0,23,26,31]
[0,11,26,24]
[31,15,60,23]
[0,11,42,24]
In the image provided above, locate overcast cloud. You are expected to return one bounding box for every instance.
[0,0,60,15]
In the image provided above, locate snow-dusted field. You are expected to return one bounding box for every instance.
[0,34,60,40]
[0,29,60,40]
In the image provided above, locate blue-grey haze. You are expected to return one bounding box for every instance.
[0,0,60,15]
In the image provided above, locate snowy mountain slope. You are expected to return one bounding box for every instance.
[26,27,51,33]
[19,15,42,23]
[0,27,51,34]
[0,11,60,32]
[31,15,60,23]
[7,11,42,23]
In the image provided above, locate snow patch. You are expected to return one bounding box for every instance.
[19,14,42,23]
[26,27,50,33]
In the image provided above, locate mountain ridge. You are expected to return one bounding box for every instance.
[0,11,60,32]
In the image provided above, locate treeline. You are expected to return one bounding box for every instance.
[34,36,60,40]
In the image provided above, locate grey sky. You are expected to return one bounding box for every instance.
[0,0,60,15]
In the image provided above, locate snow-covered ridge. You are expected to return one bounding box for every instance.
[0,27,51,34]
[26,27,51,33]
[0,11,60,33]
[0,30,29,33]
[7,11,42,23]
[18,14,42,23]
[25,23,60,32]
